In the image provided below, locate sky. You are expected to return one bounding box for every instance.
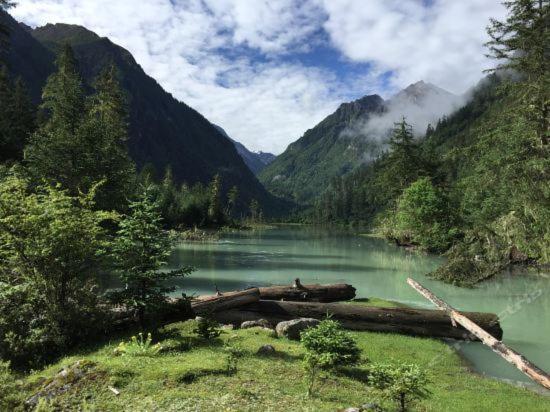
[12,0,506,154]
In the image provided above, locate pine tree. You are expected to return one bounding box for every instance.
[207,174,224,225]
[383,117,423,196]
[226,186,239,218]
[26,53,134,211]
[109,187,193,329]
[78,64,135,210]
[25,45,86,192]
[40,44,85,135]
[0,68,34,162]
[486,0,549,145]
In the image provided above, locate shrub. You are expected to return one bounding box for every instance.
[223,337,244,375]
[113,333,162,357]
[300,318,361,397]
[0,175,112,369]
[0,361,23,410]
[193,317,222,340]
[393,177,458,253]
[367,363,430,412]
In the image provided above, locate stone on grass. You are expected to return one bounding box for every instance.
[275,318,320,340]
[25,360,96,407]
[241,319,272,329]
[256,344,276,356]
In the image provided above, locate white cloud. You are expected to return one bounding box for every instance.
[11,0,507,153]
[322,0,507,94]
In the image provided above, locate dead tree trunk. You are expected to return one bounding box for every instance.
[258,280,356,302]
[191,288,260,314]
[407,277,550,390]
[212,299,502,340]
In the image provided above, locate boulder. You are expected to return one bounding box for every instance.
[256,344,276,356]
[241,319,272,329]
[275,318,320,340]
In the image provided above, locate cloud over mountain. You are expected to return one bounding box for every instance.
[12,0,505,154]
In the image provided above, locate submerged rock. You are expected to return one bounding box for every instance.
[275,318,320,340]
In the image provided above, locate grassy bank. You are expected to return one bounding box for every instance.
[5,317,548,411]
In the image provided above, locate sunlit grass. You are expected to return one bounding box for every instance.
[15,320,549,411]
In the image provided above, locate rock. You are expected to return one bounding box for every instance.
[256,344,276,356]
[241,319,272,329]
[275,318,320,340]
[194,316,204,322]
[25,360,95,407]
[361,403,383,411]
[222,324,234,330]
[343,408,361,412]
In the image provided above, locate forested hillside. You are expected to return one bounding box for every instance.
[259,82,459,204]
[259,94,385,203]
[0,11,278,212]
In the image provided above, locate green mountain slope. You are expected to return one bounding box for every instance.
[259,95,385,204]
[1,11,280,212]
[259,82,459,205]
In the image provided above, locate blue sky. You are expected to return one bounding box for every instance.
[13,0,505,154]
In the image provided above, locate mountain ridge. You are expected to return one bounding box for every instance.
[1,12,283,212]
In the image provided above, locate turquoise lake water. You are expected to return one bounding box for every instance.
[167,226,550,389]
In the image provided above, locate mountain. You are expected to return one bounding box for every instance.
[259,82,458,204]
[1,11,279,211]
[214,125,276,175]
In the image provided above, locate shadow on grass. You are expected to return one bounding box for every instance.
[253,350,302,363]
[177,367,234,384]
[335,366,371,384]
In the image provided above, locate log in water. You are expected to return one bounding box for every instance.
[258,279,356,302]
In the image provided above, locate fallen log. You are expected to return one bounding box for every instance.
[212,299,502,341]
[191,287,260,314]
[407,277,550,390]
[258,278,356,302]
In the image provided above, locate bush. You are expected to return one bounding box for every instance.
[368,363,431,412]
[193,317,222,340]
[393,177,458,253]
[0,361,23,410]
[113,333,162,357]
[300,318,361,397]
[223,337,244,375]
[0,175,112,369]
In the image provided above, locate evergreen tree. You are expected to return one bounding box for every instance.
[379,118,424,201]
[26,52,134,211]
[486,0,549,145]
[226,186,239,218]
[0,67,34,162]
[78,64,135,210]
[109,187,193,329]
[207,174,224,225]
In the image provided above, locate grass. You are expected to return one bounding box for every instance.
[349,297,409,308]
[7,320,549,411]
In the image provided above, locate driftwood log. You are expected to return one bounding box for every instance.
[408,278,550,390]
[191,288,260,314]
[258,278,356,302]
[212,300,503,341]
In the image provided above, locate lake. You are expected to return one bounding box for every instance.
[167,226,550,389]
